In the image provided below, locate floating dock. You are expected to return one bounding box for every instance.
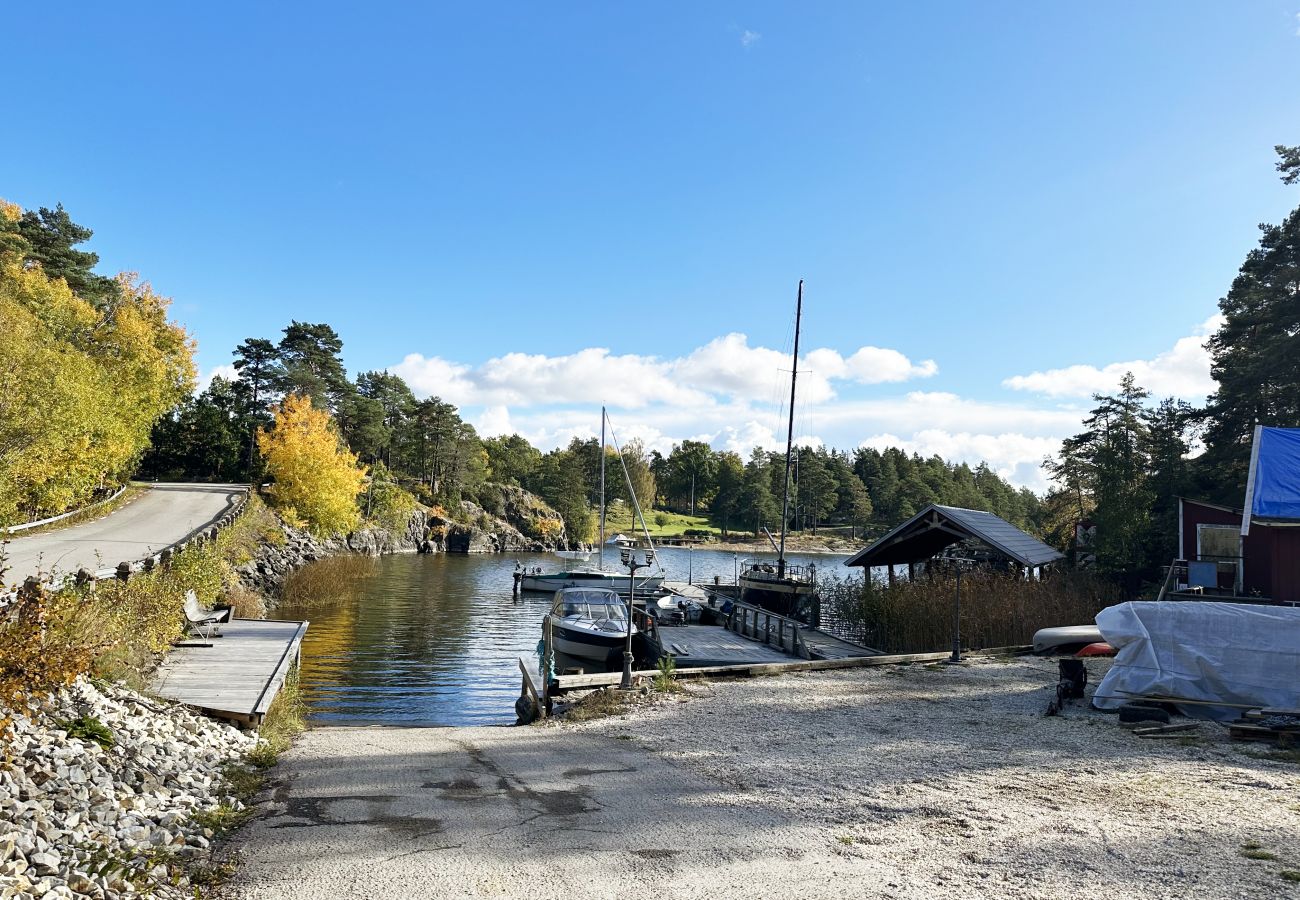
[150,618,308,726]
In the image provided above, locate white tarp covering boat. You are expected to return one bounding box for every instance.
[1094,600,1300,720]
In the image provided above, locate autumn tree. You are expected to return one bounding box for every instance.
[0,200,194,524]
[257,394,367,535]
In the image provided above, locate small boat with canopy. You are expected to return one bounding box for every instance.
[543,586,637,666]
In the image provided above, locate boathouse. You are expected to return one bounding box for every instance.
[844,503,1064,581]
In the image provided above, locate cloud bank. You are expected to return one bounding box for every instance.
[380,316,1219,493]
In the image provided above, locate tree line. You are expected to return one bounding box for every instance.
[481,434,1040,543]
[1041,145,1300,586]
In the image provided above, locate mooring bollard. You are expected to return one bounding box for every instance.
[75,568,92,587]
[115,562,131,582]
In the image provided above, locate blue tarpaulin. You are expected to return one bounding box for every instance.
[1242,426,1300,532]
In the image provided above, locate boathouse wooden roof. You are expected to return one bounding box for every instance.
[844,504,1065,569]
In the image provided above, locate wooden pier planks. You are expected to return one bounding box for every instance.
[150,618,308,725]
[798,629,883,660]
[656,624,794,667]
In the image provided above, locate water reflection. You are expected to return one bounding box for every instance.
[278,547,849,726]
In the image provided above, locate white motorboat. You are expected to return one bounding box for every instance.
[519,565,664,594]
[543,587,637,665]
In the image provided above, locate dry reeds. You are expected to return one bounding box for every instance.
[820,570,1122,655]
[280,554,377,609]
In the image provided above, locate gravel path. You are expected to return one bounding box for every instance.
[229,657,1300,899]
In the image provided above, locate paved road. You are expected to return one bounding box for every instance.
[2,483,245,586]
[228,725,844,900]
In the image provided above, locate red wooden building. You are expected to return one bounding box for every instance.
[1178,497,1300,604]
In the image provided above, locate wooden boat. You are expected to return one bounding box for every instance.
[738,280,820,624]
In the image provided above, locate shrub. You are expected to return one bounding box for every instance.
[654,513,670,528]
[365,477,419,533]
[0,580,102,728]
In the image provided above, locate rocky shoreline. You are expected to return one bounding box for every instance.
[1,678,257,899]
[235,484,569,597]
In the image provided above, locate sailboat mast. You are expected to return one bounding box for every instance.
[778,280,802,578]
[599,406,607,570]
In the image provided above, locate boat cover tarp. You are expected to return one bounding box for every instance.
[1246,426,1300,523]
[1094,601,1300,720]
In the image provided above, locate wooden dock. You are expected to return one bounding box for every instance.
[150,618,308,726]
[653,624,795,667]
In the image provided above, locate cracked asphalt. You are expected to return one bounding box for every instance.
[227,725,864,900]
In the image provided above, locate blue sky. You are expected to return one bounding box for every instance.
[6,3,1300,489]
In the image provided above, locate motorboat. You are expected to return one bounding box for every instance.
[519,565,664,594]
[647,592,704,626]
[543,587,636,666]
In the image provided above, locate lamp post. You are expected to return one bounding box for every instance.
[946,557,977,664]
[949,568,963,663]
[619,547,652,689]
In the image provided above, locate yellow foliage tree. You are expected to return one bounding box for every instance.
[257,394,367,536]
[0,202,195,525]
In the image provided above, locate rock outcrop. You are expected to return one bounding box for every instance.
[430,485,568,554]
[234,485,568,594]
[234,509,432,596]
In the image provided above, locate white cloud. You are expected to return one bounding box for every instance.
[196,364,238,394]
[390,333,936,410]
[473,405,515,438]
[385,322,1215,492]
[1003,314,1221,400]
[740,29,761,47]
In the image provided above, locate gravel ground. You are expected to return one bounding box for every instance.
[572,656,1300,898]
[229,657,1300,899]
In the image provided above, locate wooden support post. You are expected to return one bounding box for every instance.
[887,565,896,586]
[908,562,915,582]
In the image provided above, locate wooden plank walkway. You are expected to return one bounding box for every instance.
[653,624,794,668]
[150,618,308,725]
[799,628,882,660]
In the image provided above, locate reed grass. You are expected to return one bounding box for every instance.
[819,570,1121,655]
[280,554,377,609]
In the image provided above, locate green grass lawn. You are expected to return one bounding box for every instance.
[601,501,720,537]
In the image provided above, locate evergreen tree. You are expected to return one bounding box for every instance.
[12,205,120,307]
[710,451,745,535]
[276,321,349,410]
[1201,148,1300,500]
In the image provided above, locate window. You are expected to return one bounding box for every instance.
[1196,523,1240,591]
[1196,524,1238,560]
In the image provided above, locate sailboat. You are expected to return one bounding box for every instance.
[517,408,665,595]
[738,280,819,624]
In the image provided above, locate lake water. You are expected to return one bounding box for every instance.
[277,546,851,726]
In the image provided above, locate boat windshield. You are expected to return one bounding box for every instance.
[554,590,628,621]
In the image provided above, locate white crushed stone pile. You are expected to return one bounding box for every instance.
[1,677,256,900]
